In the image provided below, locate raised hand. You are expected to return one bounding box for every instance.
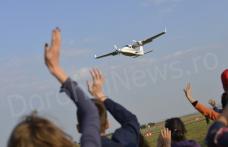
[87,68,106,102]
[44,28,67,83]
[157,128,171,147]
[183,83,196,103]
[208,99,216,108]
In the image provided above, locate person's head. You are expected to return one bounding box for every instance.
[77,99,109,134]
[221,92,228,109]
[165,117,186,142]
[8,112,75,147]
[221,69,228,92]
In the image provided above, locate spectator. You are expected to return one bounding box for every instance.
[44,28,101,147]
[184,83,228,120]
[157,118,200,147]
[87,68,140,147]
[7,112,76,147]
[221,69,228,92]
[206,94,228,147]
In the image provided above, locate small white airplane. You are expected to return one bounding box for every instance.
[95,29,166,59]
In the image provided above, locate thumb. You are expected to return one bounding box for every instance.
[44,43,49,52]
[44,43,49,64]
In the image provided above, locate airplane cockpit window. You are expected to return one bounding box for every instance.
[125,45,132,48]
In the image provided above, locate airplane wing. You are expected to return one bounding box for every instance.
[95,50,119,59]
[144,49,153,55]
[132,30,166,48]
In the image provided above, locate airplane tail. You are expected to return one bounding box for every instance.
[114,45,118,50]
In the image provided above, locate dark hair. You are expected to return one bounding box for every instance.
[91,99,108,133]
[221,92,228,109]
[165,117,186,142]
[8,112,75,147]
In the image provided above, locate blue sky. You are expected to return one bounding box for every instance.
[0,0,228,146]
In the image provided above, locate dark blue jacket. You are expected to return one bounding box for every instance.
[101,98,140,147]
[61,78,101,147]
[206,121,228,147]
[172,140,201,147]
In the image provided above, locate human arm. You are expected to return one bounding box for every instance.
[87,69,140,146]
[184,83,219,120]
[44,27,67,84]
[44,28,101,147]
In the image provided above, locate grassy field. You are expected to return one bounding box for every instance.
[141,113,211,147]
[75,113,211,147]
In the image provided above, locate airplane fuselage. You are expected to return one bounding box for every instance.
[119,46,144,56]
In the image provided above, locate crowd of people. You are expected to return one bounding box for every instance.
[6,28,228,147]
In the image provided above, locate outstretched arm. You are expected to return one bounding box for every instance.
[184,83,219,120]
[44,28,101,147]
[88,69,140,146]
[44,28,67,84]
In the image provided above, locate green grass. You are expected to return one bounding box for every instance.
[141,113,211,147]
[75,113,211,147]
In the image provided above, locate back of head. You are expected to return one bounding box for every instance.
[91,99,108,133]
[221,92,228,109]
[165,117,186,142]
[221,69,228,92]
[7,112,75,147]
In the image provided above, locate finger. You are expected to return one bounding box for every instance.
[51,29,57,47]
[55,27,61,45]
[165,128,169,137]
[44,43,49,61]
[186,83,189,90]
[168,129,171,137]
[96,68,102,80]
[44,43,49,53]
[187,83,191,89]
[93,68,99,80]
[56,27,61,32]
[90,69,96,81]
[161,128,165,137]
[98,69,105,81]
[51,28,61,49]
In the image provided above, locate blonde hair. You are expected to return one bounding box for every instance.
[7,112,75,147]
